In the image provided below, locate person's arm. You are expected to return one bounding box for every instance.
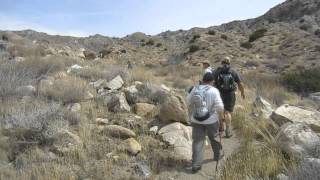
[238,82,245,99]
[212,89,224,132]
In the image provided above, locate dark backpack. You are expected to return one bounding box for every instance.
[217,70,236,93]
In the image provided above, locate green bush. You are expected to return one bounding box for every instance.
[249,28,267,42]
[146,39,155,46]
[221,34,228,40]
[189,45,200,53]
[282,67,320,93]
[207,30,216,35]
[156,43,162,47]
[190,34,200,43]
[240,42,253,49]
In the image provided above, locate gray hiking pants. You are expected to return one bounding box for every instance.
[192,121,221,168]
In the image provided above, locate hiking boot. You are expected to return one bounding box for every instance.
[225,125,233,138]
[191,166,202,174]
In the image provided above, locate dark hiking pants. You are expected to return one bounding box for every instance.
[192,122,221,168]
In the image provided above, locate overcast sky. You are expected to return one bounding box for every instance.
[0,0,285,37]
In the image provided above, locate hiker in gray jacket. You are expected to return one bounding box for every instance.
[187,72,224,173]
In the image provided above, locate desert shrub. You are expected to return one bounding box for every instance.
[190,34,201,43]
[156,43,162,47]
[17,56,70,78]
[1,99,65,142]
[282,67,320,93]
[44,77,89,104]
[189,44,200,53]
[221,34,228,40]
[76,64,128,81]
[129,67,155,83]
[240,41,253,49]
[146,39,155,46]
[299,24,309,31]
[0,62,34,98]
[249,28,267,42]
[245,60,260,67]
[208,30,216,35]
[1,35,9,41]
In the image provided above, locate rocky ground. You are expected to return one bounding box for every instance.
[0,0,320,179]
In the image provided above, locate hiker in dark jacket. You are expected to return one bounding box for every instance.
[213,57,245,138]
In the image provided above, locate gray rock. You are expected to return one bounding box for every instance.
[105,92,131,113]
[67,64,83,73]
[276,173,289,180]
[159,94,189,124]
[277,123,320,159]
[95,118,109,125]
[67,103,81,112]
[90,79,106,89]
[38,78,54,93]
[106,75,124,90]
[288,158,320,180]
[158,122,192,160]
[271,104,320,132]
[124,138,141,155]
[253,96,273,119]
[134,162,152,178]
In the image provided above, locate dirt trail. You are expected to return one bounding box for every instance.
[156,135,241,180]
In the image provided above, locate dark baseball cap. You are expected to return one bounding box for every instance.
[202,72,214,82]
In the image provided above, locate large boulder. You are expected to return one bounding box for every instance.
[277,123,320,159]
[288,158,320,180]
[99,125,136,139]
[158,122,192,160]
[51,129,83,155]
[105,92,131,113]
[271,104,320,132]
[252,96,273,119]
[134,103,158,117]
[124,82,167,105]
[106,75,124,90]
[159,94,189,124]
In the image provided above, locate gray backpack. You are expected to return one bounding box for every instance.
[190,86,211,121]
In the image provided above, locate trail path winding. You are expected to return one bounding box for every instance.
[156,135,241,180]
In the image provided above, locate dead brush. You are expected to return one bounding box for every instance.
[44,76,89,104]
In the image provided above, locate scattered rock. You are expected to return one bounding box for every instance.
[277,123,320,158]
[54,71,67,79]
[90,79,106,89]
[134,103,157,117]
[106,75,124,90]
[67,64,83,73]
[51,130,83,155]
[158,122,192,160]
[159,94,189,124]
[16,85,36,96]
[253,96,273,119]
[105,92,131,113]
[124,138,141,155]
[99,125,136,139]
[134,162,152,178]
[276,174,289,180]
[95,118,109,125]
[67,103,81,112]
[38,78,54,93]
[271,104,320,132]
[149,126,159,134]
[160,84,171,92]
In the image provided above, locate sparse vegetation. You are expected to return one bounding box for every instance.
[249,28,268,42]
[282,66,320,93]
[221,34,228,40]
[240,41,253,49]
[315,29,320,37]
[146,39,155,46]
[207,30,216,35]
[188,44,200,53]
